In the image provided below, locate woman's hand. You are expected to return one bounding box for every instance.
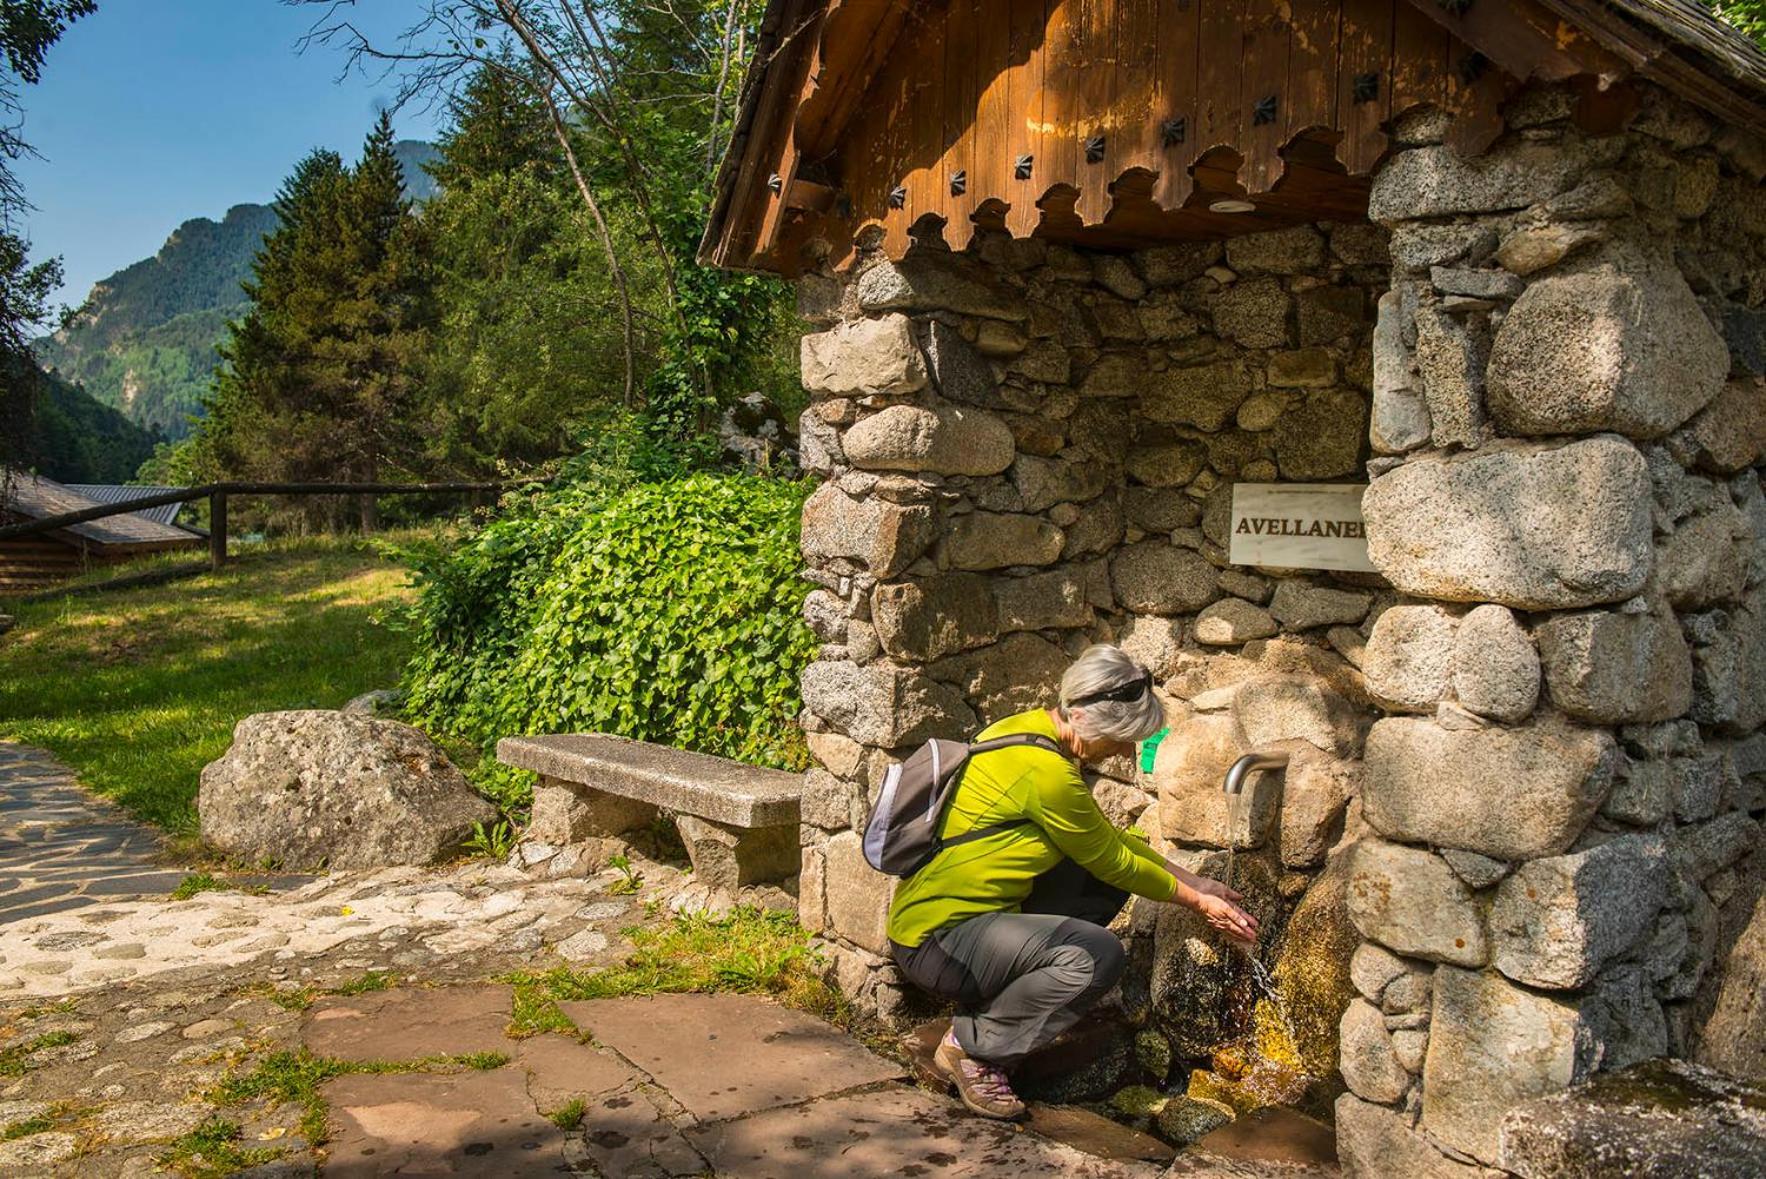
[1196,894,1259,944]
[1191,877,1243,903]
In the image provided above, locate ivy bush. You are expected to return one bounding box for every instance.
[402,472,816,810]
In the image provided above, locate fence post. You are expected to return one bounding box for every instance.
[209,493,228,570]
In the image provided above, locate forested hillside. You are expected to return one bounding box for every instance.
[22,372,159,483]
[34,142,437,439]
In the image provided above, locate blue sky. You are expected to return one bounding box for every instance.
[17,0,445,305]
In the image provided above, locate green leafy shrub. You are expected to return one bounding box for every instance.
[402,471,816,809]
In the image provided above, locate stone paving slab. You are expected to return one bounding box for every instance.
[561,991,906,1122]
[322,1068,570,1177]
[303,984,514,1062]
[685,1082,1163,1178]
[514,1032,640,1109]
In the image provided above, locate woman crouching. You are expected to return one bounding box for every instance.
[887,643,1259,1120]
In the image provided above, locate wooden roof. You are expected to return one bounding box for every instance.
[703,0,1766,274]
[1,473,199,550]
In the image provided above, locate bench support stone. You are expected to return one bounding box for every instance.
[675,814,799,892]
[529,775,660,843]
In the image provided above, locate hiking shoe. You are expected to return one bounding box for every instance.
[934,1032,1026,1120]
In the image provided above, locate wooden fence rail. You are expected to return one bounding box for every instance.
[0,481,506,571]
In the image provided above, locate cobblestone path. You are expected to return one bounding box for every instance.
[0,744,182,922]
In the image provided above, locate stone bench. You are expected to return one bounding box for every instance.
[495,734,802,892]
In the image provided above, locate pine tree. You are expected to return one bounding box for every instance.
[428,53,558,190]
[199,118,432,531]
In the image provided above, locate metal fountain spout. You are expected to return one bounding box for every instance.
[1223,751,1291,795]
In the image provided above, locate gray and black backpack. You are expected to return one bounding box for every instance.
[861,733,1066,877]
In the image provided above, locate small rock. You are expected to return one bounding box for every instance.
[181,1018,235,1040]
[116,1021,175,1044]
[554,929,610,962]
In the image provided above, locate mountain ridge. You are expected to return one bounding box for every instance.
[35,140,439,440]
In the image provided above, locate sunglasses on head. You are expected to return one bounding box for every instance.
[1068,669,1153,708]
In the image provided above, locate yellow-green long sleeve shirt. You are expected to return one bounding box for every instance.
[885,708,1178,948]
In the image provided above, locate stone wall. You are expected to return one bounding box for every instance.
[1337,83,1766,1175]
[791,76,1765,1168]
[792,210,1392,1085]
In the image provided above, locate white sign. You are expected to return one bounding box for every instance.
[1228,483,1375,573]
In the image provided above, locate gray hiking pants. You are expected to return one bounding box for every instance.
[891,859,1128,1068]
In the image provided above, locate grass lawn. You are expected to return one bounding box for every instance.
[0,536,421,836]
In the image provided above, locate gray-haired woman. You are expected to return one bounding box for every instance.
[887,643,1259,1119]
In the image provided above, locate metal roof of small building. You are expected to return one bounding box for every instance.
[1,473,198,549]
[65,484,189,528]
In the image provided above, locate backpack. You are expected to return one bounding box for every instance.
[861,733,1067,876]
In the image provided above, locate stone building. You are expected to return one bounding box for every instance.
[703,0,1766,1172]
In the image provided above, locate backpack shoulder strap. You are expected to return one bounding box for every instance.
[935,732,1068,851]
[968,733,1067,758]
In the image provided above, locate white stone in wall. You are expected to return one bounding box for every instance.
[929,632,1069,726]
[1340,998,1413,1104]
[1658,500,1751,610]
[1451,605,1541,724]
[1350,942,1412,1004]
[800,660,975,748]
[1272,387,1368,479]
[1279,745,1358,868]
[1152,713,1275,849]
[1422,966,1602,1165]
[1494,223,1607,277]
[855,254,1028,321]
[946,511,1065,571]
[1110,541,1220,614]
[1363,605,1458,713]
[1413,301,1486,450]
[1535,603,1694,725]
[1232,675,1362,757]
[1141,360,1254,431]
[1115,614,1186,679]
[1487,253,1729,439]
[1488,834,1670,990]
[822,829,893,955]
[842,401,1016,476]
[800,483,935,577]
[1363,717,1617,861]
[1335,1094,1490,1179]
[993,567,1092,633]
[1268,581,1373,631]
[1346,839,1488,967]
[798,843,826,934]
[800,313,929,397]
[1363,437,1653,610]
[1369,138,1621,222]
[1371,290,1432,454]
[1194,597,1278,645]
[1670,379,1766,474]
[870,575,997,661]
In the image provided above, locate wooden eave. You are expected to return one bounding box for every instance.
[701,0,1766,275]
